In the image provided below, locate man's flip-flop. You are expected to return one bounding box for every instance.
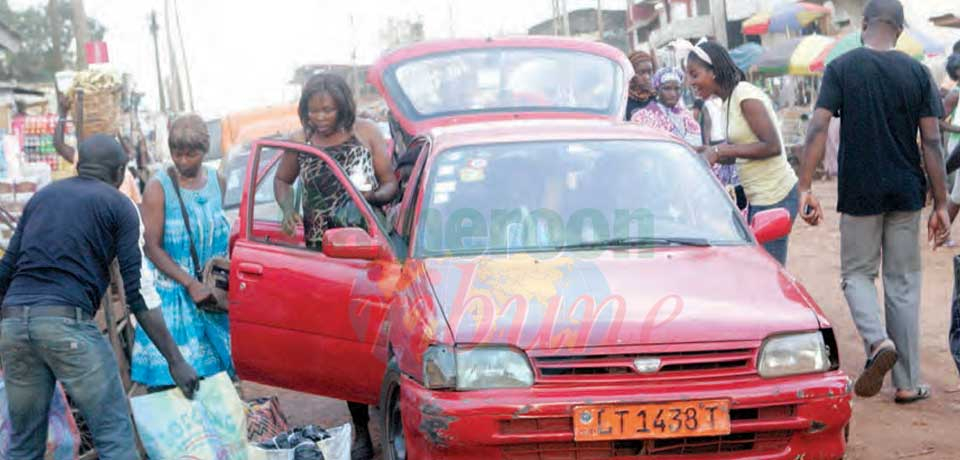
[894,385,932,404]
[854,343,898,397]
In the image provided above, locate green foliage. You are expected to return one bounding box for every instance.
[0,0,106,82]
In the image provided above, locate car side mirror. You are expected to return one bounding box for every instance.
[751,208,792,245]
[322,228,381,260]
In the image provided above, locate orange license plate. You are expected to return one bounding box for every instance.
[573,399,731,441]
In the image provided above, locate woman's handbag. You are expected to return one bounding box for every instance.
[167,167,230,313]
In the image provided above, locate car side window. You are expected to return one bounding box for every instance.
[249,144,375,252]
[249,147,306,248]
[397,140,430,241]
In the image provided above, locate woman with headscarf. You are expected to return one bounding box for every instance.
[625,50,656,120]
[631,67,701,147]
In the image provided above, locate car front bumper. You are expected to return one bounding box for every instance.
[398,371,851,459]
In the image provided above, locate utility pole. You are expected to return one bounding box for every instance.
[349,14,359,96]
[625,0,634,52]
[561,0,570,36]
[597,0,604,40]
[447,0,455,38]
[709,0,728,47]
[149,11,167,112]
[552,0,560,35]
[47,1,64,71]
[71,0,90,69]
[172,0,194,111]
[163,0,184,112]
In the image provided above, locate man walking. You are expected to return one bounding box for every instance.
[798,0,950,404]
[0,135,199,459]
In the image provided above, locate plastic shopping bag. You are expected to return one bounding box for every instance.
[131,372,247,459]
[245,396,290,443]
[249,422,352,460]
[0,372,81,460]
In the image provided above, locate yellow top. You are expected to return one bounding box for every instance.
[724,82,797,206]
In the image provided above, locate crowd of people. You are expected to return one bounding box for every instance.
[0,0,958,459]
[622,0,960,406]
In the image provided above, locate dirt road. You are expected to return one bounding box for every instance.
[245,180,960,460]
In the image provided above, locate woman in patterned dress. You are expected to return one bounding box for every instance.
[132,114,235,389]
[631,67,702,147]
[275,73,397,248]
[273,72,397,460]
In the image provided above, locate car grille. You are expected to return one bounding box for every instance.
[499,405,796,459]
[531,348,757,384]
[500,431,792,459]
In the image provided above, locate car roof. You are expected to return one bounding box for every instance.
[425,119,686,153]
[372,36,630,71]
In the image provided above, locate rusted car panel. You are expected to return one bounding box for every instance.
[399,372,851,459]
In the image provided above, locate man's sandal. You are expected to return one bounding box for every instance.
[894,385,932,405]
[854,341,898,397]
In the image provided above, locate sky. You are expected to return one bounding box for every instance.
[8,0,960,117]
[10,0,608,117]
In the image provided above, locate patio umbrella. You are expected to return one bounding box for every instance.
[756,35,836,75]
[810,28,944,72]
[742,2,832,36]
[729,42,764,72]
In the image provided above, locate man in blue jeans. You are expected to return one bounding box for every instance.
[0,135,199,459]
[798,0,950,404]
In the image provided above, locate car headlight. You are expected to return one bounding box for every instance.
[422,345,534,390]
[758,332,830,378]
[423,345,456,389]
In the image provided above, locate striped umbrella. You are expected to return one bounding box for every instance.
[742,2,832,36]
[810,28,945,72]
[756,35,836,75]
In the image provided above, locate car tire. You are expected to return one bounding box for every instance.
[379,357,407,460]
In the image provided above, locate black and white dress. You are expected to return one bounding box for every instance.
[298,135,378,248]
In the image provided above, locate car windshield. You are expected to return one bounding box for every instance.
[415,140,750,258]
[386,48,623,119]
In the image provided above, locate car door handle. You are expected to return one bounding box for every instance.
[237,262,263,276]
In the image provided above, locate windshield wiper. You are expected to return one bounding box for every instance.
[557,236,712,251]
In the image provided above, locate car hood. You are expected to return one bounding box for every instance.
[423,246,821,351]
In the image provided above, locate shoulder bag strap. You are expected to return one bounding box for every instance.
[166,166,203,281]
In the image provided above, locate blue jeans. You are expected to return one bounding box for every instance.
[0,314,138,460]
[748,184,799,266]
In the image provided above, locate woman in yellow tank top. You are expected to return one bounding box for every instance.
[686,41,799,266]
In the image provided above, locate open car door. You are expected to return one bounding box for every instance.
[229,139,396,404]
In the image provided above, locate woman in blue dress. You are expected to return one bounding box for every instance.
[131,114,234,389]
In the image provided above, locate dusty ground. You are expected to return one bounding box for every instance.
[245,180,960,460]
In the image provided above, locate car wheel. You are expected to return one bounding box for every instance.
[379,357,407,460]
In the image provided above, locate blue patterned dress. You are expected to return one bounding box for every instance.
[131,166,234,386]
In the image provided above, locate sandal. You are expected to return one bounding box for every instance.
[894,384,932,404]
[854,340,898,397]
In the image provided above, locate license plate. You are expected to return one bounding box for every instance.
[573,399,731,441]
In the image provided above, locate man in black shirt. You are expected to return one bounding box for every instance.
[0,135,199,459]
[798,0,949,405]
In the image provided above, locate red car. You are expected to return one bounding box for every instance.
[229,38,851,460]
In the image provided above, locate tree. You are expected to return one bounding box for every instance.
[0,0,106,82]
